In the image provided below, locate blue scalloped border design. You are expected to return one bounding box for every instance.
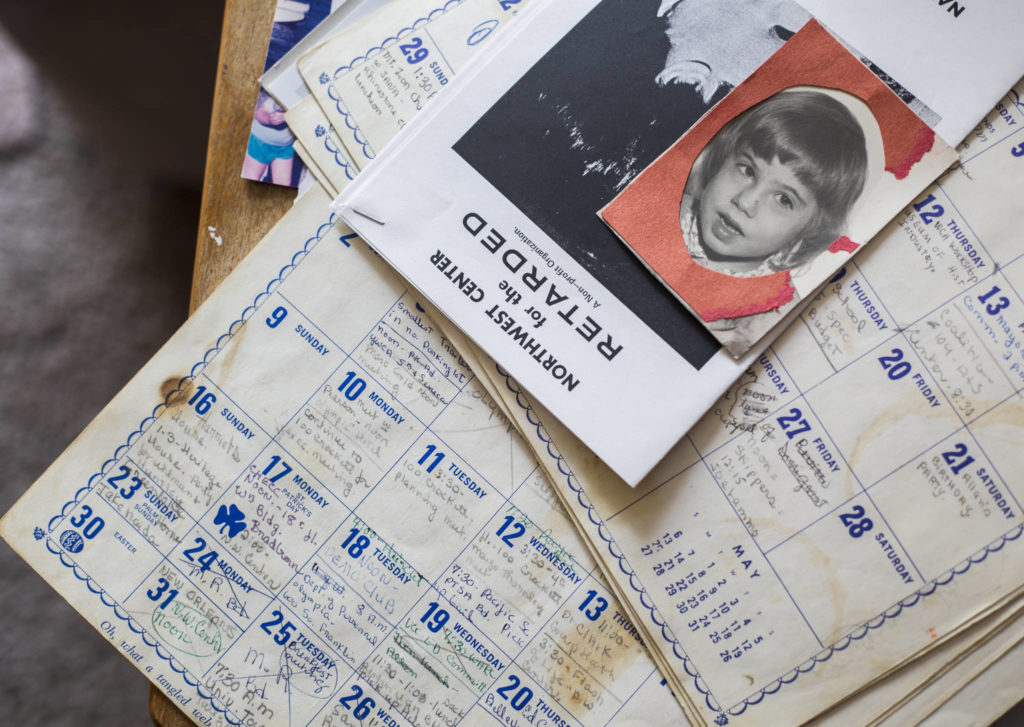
[494,364,1024,720]
[323,0,465,162]
[43,214,339,725]
[322,133,357,181]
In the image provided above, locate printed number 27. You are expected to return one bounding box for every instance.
[776,408,812,439]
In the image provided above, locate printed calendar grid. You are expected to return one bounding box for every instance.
[39,207,658,727]
[603,252,1024,660]
[501,109,1024,723]
[503,366,1024,722]
[29,32,1024,727]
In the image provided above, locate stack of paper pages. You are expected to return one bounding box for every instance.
[4,1,1024,725]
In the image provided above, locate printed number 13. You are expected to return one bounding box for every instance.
[579,589,608,621]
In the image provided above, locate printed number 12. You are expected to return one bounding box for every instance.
[913,193,945,225]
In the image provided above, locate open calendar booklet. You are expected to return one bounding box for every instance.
[4,0,1024,725]
[459,84,1024,724]
[328,0,1024,485]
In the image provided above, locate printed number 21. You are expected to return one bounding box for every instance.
[942,443,975,476]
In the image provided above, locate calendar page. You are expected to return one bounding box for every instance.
[483,83,1024,726]
[332,0,975,485]
[1,188,688,727]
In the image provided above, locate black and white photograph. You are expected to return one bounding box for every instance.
[454,0,811,368]
[602,86,876,357]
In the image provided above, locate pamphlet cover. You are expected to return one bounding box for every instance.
[333,0,1019,483]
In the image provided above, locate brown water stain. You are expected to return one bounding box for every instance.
[161,375,187,406]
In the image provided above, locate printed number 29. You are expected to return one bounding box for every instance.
[399,37,428,64]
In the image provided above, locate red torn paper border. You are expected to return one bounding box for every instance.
[600,20,937,356]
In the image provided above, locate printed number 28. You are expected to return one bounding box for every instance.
[838,505,873,538]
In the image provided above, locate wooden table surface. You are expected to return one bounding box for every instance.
[150,0,288,723]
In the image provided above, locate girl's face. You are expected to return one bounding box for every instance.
[697,151,818,265]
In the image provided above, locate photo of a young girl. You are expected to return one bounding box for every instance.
[677,89,869,353]
[682,90,867,277]
[602,78,884,358]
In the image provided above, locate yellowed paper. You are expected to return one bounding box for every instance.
[480,82,1024,726]
[287,96,357,196]
[811,599,1024,726]
[1,186,684,727]
[298,0,529,170]
[918,633,1024,727]
[293,137,340,197]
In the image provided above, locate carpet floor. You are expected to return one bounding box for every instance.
[0,26,197,726]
